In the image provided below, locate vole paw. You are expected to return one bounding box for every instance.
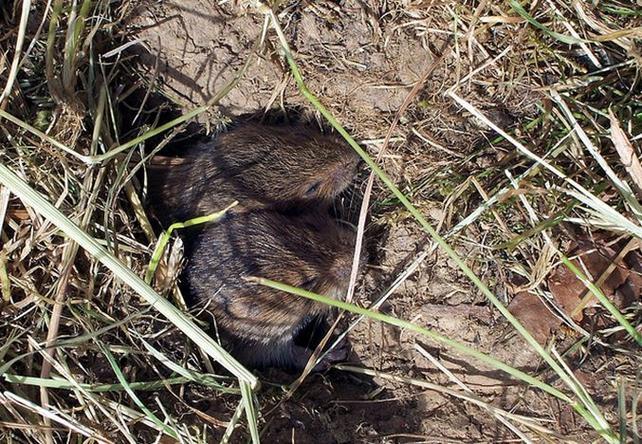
[311,339,350,372]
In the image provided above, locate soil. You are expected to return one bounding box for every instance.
[111,1,635,442]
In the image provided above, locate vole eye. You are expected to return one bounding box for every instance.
[304,181,321,197]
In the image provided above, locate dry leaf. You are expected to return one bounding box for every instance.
[510,236,641,345]
[548,241,629,321]
[508,292,561,345]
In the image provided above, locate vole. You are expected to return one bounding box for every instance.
[147,122,360,224]
[183,209,361,370]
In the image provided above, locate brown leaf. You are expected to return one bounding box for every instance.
[547,265,587,321]
[7,208,29,221]
[508,292,561,345]
[616,250,642,307]
[548,241,629,321]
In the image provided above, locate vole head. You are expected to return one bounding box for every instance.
[194,209,363,300]
[213,123,360,208]
[183,209,367,356]
[252,212,364,302]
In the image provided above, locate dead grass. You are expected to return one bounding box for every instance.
[0,0,641,442]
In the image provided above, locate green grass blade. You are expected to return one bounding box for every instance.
[253,276,617,441]
[508,0,587,45]
[145,202,238,284]
[240,381,260,444]
[220,399,245,444]
[3,373,233,393]
[252,277,569,401]
[98,342,178,439]
[561,256,642,345]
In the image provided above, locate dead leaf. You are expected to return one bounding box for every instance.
[508,291,561,345]
[509,235,642,345]
[548,240,629,321]
[7,208,29,221]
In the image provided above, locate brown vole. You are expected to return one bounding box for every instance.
[183,209,361,370]
[148,122,360,224]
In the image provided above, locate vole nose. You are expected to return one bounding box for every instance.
[332,255,358,285]
[332,166,357,193]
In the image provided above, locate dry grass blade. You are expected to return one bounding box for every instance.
[2,391,110,443]
[448,91,642,239]
[26,336,139,443]
[0,0,31,107]
[414,344,535,442]
[609,109,642,195]
[337,363,559,439]
[551,90,642,221]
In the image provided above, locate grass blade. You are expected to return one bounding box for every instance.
[145,202,238,284]
[253,276,617,441]
[0,0,31,106]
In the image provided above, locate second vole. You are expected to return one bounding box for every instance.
[182,209,363,370]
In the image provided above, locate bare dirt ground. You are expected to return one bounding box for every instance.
[121,1,634,442]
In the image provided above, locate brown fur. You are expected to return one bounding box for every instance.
[183,209,361,369]
[147,122,360,224]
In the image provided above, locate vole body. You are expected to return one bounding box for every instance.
[183,209,358,369]
[148,122,359,224]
